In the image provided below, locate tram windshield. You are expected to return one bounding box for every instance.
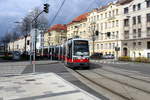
[74,40,89,56]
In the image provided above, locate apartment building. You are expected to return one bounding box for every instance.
[119,0,150,58]
[44,24,67,46]
[67,13,90,39]
[87,2,122,57]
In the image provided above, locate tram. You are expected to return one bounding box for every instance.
[64,38,90,69]
[39,38,90,69]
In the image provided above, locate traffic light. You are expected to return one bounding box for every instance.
[95,30,99,36]
[44,3,49,13]
[106,32,111,37]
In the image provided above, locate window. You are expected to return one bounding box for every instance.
[109,43,111,49]
[124,19,129,26]
[101,23,103,30]
[105,43,108,49]
[147,41,150,49]
[116,9,118,15]
[137,3,141,10]
[133,42,136,47]
[137,15,141,24]
[124,7,129,14]
[105,13,107,18]
[138,42,142,45]
[116,31,119,39]
[147,53,150,58]
[133,29,136,38]
[97,15,99,20]
[109,11,111,17]
[116,20,119,27]
[124,31,129,39]
[147,13,150,22]
[101,14,103,19]
[133,5,136,11]
[146,0,150,8]
[17,45,19,49]
[94,16,96,21]
[133,17,136,25]
[138,28,141,37]
[97,44,99,50]
[112,32,115,39]
[105,22,107,29]
[101,44,103,50]
[147,27,150,36]
[113,43,115,49]
[112,21,115,27]
[112,10,115,17]
[97,24,99,30]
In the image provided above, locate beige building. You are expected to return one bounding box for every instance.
[67,13,90,40]
[44,24,67,46]
[87,2,122,57]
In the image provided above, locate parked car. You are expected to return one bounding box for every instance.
[103,54,114,59]
[90,53,103,59]
[12,51,21,60]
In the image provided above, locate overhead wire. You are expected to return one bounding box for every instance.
[48,0,102,27]
[48,0,66,26]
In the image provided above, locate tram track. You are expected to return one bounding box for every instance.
[91,70,150,94]
[66,66,150,100]
[70,69,134,100]
[100,67,150,84]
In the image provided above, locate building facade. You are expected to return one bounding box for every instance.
[67,13,90,40]
[119,0,150,58]
[87,2,122,57]
[44,24,67,46]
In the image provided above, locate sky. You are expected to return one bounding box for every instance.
[0,0,115,38]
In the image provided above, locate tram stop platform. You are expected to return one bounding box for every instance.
[0,73,101,100]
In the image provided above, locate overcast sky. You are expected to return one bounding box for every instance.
[0,0,115,37]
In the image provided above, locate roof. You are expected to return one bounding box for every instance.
[48,24,67,32]
[73,12,89,22]
[116,0,133,5]
[67,12,89,26]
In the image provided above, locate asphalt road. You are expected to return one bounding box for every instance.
[99,61,150,76]
[22,62,108,100]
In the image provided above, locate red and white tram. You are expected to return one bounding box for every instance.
[39,38,90,69]
[64,38,90,69]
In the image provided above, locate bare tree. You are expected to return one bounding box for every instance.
[20,7,48,54]
[28,7,49,29]
[20,16,31,53]
[0,32,13,54]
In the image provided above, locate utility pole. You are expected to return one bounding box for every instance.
[30,3,49,73]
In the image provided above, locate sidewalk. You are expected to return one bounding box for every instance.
[0,60,59,77]
[0,73,101,100]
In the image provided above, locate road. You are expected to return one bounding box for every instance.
[0,61,108,100]
[92,59,150,76]
[0,60,150,100]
